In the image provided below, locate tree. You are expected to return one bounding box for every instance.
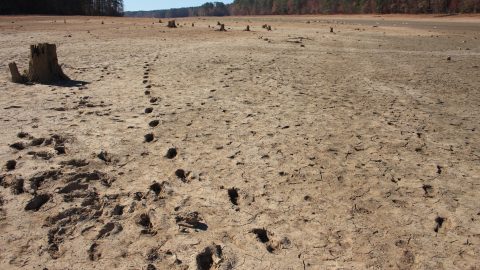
[0,0,124,16]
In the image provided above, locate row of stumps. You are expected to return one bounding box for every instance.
[167,19,255,32]
[7,25,334,84]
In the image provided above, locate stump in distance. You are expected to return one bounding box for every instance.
[167,20,177,28]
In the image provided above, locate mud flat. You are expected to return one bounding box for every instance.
[0,14,479,269]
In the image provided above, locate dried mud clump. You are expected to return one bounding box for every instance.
[227,188,239,206]
[5,160,17,171]
[97,150,112,163]
[149,182,162,196]
[137,213,154,234]
[251,228,269,243]
[11,177,25,195]
[250,228,283,253]
[196,244,223,270]
[10,142,26,151]
[165,148,177,159]
[61,159,89,167]
[175,169,186,180]
[25,194,50,211]
[434,216,445,233]
[149,120,160,127]
[144,133,154,143]
[97,222,123,239]
[176,211,208,231]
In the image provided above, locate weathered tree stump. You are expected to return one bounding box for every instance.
[27,43,69,84]
[8,62,26,83]
[245,25,250,31]
[167,20,177,28]
[218,24,226,31]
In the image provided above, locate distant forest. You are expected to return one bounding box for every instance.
[0,0,124,16]
[126,2,230,18]
[126,0,478,18]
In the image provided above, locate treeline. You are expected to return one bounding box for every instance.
[125,0,478,18]
[231,0,479,15]
[126,2,230,18]
[0,0,124,16]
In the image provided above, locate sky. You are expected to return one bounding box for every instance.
[124,0,234,11]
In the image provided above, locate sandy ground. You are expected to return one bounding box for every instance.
[0,14,479,270]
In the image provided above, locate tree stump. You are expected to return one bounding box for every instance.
[27,43,69,84]
[167,20,177,28]
[8,62,26,83]
[245,25,250,31]
[218,24,226,32]
[330,27,334,33]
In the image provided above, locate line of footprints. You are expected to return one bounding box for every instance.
[136,57,287,270]
[142,56,159,144]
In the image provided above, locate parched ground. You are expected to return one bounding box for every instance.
[0,14,479,270]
